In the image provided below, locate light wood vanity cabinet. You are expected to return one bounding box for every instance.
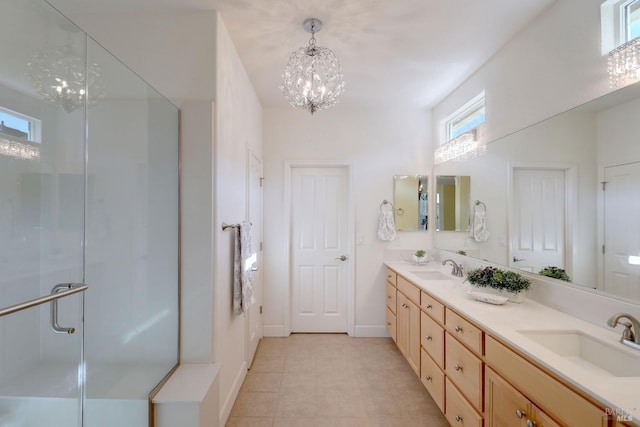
[485,335,607,427]
[485,367,560,427]
[385,267,620,427]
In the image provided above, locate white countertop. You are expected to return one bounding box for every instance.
[385,261,640,423]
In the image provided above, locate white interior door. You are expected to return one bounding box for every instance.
[603,162,640,300]
[246,150,263,367]
[510,168,566,273]
[291,166,349,333]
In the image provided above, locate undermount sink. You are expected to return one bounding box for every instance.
[517,329,640,377]
[410,271,451,280]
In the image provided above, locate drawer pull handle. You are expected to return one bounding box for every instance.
[426,304,433,309]
[425,335,432,341]
[387,322,391,326]
[516,409,526,419]
[454,364,462,372]
[526,420,537,427]
[425,375,432,381]
[455,415,462,422]
[388,295,392,299]
[454,326,462,332]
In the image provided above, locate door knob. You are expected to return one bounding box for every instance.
[513,256,525,262]
[335,255,348,261]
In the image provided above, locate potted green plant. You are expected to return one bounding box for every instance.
[466,266,531,303]
[538,266,571,282]
[413,249,427,264]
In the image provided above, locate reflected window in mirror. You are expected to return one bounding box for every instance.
[435,176,470,232]
[393,175,428,231]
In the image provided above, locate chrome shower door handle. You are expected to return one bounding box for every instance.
[50,283,78,334]
[335,255,348,261]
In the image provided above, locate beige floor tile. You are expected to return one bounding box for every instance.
[280,371,317,393]
[232,334,448,426]
[241,372,283,393]
[275,391,318,417]
[225,417,274,427]
[230,391,278,417]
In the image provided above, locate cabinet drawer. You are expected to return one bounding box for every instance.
[421,348,445,413]
[421,311,445,369]
[485,335,606,427]
[386,268,397,286]
[397,276,420,306]
[386,282,396,313]
[421,290,445,325]
[446,309,483,355]
[446,332,483,412]
[446,377,483,427]
[386,307,396,342]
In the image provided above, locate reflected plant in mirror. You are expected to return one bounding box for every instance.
[434,80,640,304]
[393,175,428,231]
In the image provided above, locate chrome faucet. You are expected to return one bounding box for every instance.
[607,313,640,351]
[442,259,464,277]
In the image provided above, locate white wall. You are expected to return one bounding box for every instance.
[433,0,610,145]
[263,107,431,338]
[213,14,263,424]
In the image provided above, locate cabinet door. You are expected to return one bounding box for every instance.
[407,298,421,375]
[396,292,420,375]
[532,407,562,427]
[485,367,531,427]
[396,292,409,357]
[386,307,396,342]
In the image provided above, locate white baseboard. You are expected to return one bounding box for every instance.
[263,324,288,337]
[353,325,389,337]
[219,361,247,426]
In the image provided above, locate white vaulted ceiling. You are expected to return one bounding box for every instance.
[48,0,557,109]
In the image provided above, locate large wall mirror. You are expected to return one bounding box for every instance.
[436,175,470,231]
[434,81,640,304]
[394,175,428,231]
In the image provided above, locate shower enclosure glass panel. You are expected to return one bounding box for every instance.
[0,0,179,426]
[83,38,179,426]
[0,1,87,425]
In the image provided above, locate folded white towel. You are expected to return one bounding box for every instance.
[233,221,255,316]
[377,210,397,241]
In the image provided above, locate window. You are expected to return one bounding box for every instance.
[442,91,485,143]
[601,0,640,53]
[0,107,40,143]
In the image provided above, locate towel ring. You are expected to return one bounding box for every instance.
[380,200,394,212]
[474,200,486,211]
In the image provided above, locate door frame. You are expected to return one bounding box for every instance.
[507,162,577,277]
[283,160,355,336]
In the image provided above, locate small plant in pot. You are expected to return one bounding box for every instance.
[413,250,427,264]
[538,266,571,282]
[466,266,531,303]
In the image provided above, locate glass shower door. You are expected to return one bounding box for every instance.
[0,0,89,425]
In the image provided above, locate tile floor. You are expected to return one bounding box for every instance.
[226,334,450,427]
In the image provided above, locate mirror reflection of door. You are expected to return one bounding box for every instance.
[603,163,640,300]
[510,167,568,274]
[436,175,470,231]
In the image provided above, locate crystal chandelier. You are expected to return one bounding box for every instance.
[434,130,486,165]
[608,37,640,88]
[26,36,105,113]
[280,18,345,114]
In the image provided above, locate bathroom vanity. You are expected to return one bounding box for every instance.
[385,262,640,426]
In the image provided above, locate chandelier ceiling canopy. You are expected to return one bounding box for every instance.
[280,18,345,115]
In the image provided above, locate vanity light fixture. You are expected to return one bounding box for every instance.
[434,129,485,165]
[279,18,345,115]
[608,37,640,88]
